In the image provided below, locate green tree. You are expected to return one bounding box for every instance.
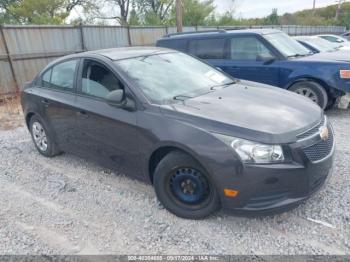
[264,8,279,25]
[135,0,173,25]
[7,0,68,24]
[168,0,214,26]
[0,0,20,23]
[214,11,240,26]
[128,8,140,25]
[0,0,99,24]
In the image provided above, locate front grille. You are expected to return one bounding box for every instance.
[302,125,334,162]
[297,117,325,140]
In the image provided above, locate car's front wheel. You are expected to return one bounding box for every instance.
[153,151,220,219]
[289,81,328,109]
[29,115,60,157]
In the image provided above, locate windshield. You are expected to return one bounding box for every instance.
[334,35,348,42]
[264,32,312,57]
[301,37,338,52]
[115,52,234,104]
[320,35,348,43]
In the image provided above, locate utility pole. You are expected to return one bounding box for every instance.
[176,0,183,33]
[335,0,344,21]
[313,0,316,14]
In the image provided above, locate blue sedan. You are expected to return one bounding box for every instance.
[157,29,350,109]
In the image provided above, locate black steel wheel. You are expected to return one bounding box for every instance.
[153,151,220,219]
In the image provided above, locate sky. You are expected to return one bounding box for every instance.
[215,0,340,18]
[68,0,341,24]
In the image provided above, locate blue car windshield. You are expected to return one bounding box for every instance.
[115,52,234,104]
[264,32,312,58]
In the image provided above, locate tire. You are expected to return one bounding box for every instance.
[153,151,220,219]
[325,97,337,110]
[289,81,328,110]
[29,115,60,157]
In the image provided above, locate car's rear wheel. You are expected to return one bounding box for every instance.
[29,115,60,157]
[153,151,220,219]
[289,81,328,109]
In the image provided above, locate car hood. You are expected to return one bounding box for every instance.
[160,81,322,144]
[295,51,350,63]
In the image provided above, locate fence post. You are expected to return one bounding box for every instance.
[0,25,19,94]
[79,23,86,51]
[127,26,132,46]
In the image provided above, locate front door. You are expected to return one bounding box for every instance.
[74,59,143,178]
[220,36,281,87]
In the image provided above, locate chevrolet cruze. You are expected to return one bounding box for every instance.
[21,47,334,219]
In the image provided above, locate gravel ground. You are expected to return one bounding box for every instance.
[0,109,349,255]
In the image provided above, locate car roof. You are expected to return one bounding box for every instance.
[161,29,282,40]
[317,34,339,37]
[64,46,174,61]
[294,35,319,40]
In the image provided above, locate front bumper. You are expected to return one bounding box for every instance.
[219,122,334,215]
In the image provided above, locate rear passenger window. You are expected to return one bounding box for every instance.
[229,37,272,60]
[51,60,78,90]
[161,39,188,52]
[41,60,78,90]
[188,38,225,59]
[42,69,52,88]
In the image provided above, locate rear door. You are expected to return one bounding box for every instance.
[220,36,281,86]
[187,37,227,68]
[74,58,143,178]
[35,59,80,151]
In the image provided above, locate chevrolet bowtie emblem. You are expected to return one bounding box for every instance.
[319,126,329,141]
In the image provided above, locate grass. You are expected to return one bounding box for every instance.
[0,95,24,130]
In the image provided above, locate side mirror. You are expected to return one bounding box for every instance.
[257,54,275,65]
[106,89,125,106]
[106,89,136,111]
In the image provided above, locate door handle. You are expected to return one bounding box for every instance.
[41,99,50,107]
[77,110,89,119]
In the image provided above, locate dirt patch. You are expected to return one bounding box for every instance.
[0,96,24,130]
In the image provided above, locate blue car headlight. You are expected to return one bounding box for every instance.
[213,133,284,164]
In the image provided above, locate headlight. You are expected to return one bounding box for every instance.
[213,133,284,164]
[340,70,350,79]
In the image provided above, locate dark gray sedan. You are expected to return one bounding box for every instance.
[21,47,334,219]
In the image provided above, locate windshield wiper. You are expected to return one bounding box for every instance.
[210,80,238,90]
[287,53,311,58]
[173,95,194,101]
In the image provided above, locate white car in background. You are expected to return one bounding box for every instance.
[318,34,350,48]
[295,35,350,52]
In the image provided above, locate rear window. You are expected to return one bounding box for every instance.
[188,38,226,59]
[159,39,188,52]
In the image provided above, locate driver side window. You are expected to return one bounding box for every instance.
[81,60,124,99]
[230,36,273,61]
